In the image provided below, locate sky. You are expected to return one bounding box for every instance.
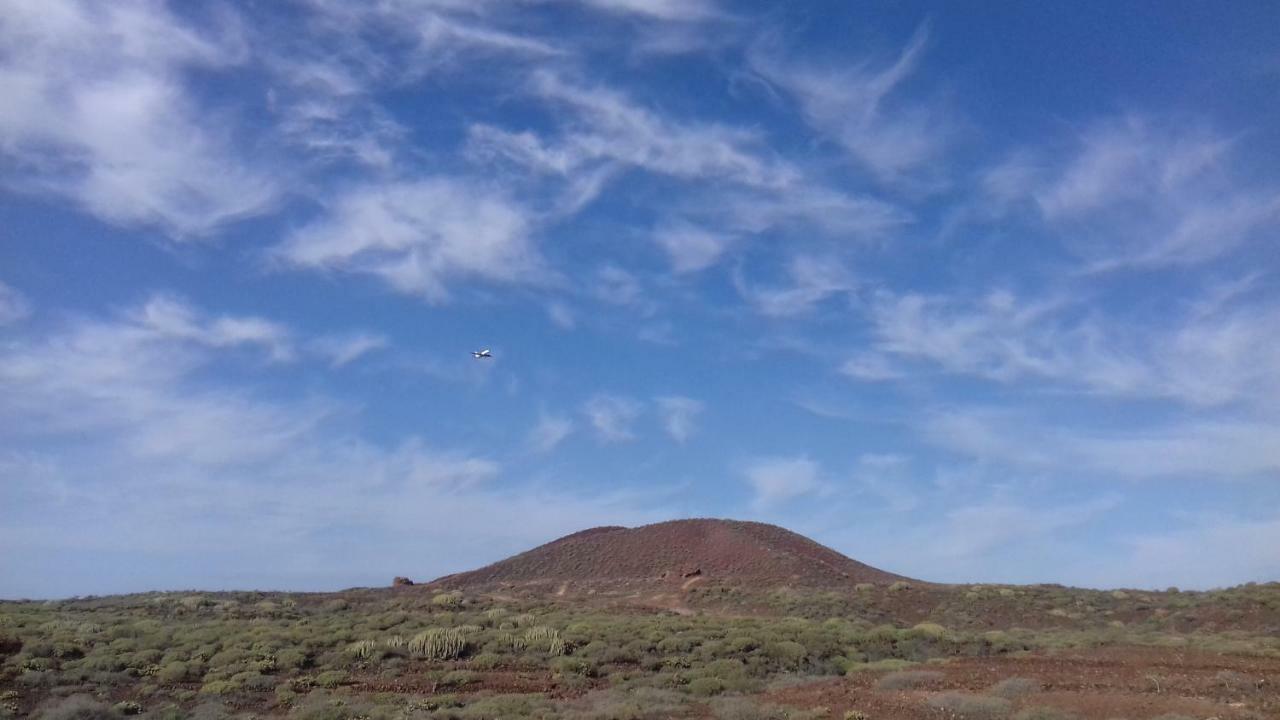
[2,1,1279,599]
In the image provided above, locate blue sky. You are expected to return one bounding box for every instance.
[2,1,1279,598]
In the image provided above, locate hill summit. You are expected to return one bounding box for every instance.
[431,518,913,589]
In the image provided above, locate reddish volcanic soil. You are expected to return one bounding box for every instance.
[764,646,1280,719]
[430,519,913,590]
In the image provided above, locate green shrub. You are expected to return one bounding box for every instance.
[231,671,275,691]
[439,670,478,687]
[431,593,462,608]
[990,677,1041,700]
[29,695,107,720]
[157,661,197,683]
[470,652,502,670]
[346,640,378,660]
[314,670,347,689]
[911,622,947,637]
[761,640,806,668]
[552,656,595,677]
[846,659,917,674]
[112,700,143,716]
[409,628,468,660]
[198,679,239,695]
[876,669,943,690]
[687,677,725,696]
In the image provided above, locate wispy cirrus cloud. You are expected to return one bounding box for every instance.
[582,393,643,442]
[656,396,703,443]
[743,455,821,510]
[0,295,318,467]
[856,281,1280,409]
[132,295,295,362]
[987,116,1280,270]
[653,223,737,274]
[751,23,951,185]
[0,0,278,236]
[922,408,1280,481]
[527,413,574,453]
[309,332,388,368]
[737,255,856,317]
[0,281,31,325]
[469,70,799,204]
[574,0,720,21]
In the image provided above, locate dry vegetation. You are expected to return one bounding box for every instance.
[2,581,1279,720]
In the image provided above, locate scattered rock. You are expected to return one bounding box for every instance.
[392,576,414,587]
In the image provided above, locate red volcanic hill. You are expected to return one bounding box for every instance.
[431,519,914,589]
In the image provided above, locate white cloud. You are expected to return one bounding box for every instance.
[574,0,719,21]
[591,265,653,313]
[862,283,1280,409]
[931,494,1122,560]
[582,394,642,442]
[309,332,388,367]
[743,455,821,510]
[469,71,798,194]
[0,296,318,468]
[851,454,918,512]
[0,281,31,325]
[923,409,1280,481]
[738,255,855,317]
[131,295,294,361]
[0,296,688,597]
[1101,512,1280,588]
[653,223,736,273]
[266,58,405,169]
[839,353,902,382]
[993,116,1280,270]
[714,185,910,238]
[301,0,562,73]
[0,0,278,236]
[547,302,577,330]
[527,413,573,453]
[656,396,703,443]
[275,178,544,301]
[751,24,950,184]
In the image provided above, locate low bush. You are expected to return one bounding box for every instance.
[439,670,478,687]
[686,677,725,696]
[31,694,110,720]
[409,629,467,661]
[314,670,347,689]
[846,658,918,674]
[877,669,943,690]
[989,677,1041,699]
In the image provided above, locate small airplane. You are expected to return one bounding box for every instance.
[471,349,492,359]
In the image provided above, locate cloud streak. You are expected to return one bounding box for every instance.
[0,0,278,236]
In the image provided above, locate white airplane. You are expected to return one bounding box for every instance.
[471,349,492,359]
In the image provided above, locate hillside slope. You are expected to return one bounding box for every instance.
[430,518,915,589]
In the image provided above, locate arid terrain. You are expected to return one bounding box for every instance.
[3,519,1277,719]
